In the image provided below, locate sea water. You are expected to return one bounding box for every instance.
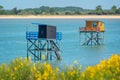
[0,19,120,68]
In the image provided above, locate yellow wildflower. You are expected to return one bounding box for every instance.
[49,69,53,74]
[43,71,48,80]
[33,63,37,71]
[14,67,17,71]
[6,67,10,72]
[46,64,51,70]
[100,77,104,80]
[96,64,101,71]
[37,77,41,80]
[100,60,106,68]
[13,77,16,80]
[112,78,115,80]
[81,72,85,77]
[42,54,45,60]
[60,72,65,78]
[11,72,14,76]
[55,67,59,72]
[90,72,95,78]
[20,62,23,66]
[35,73,41,78]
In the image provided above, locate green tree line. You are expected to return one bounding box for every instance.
[0,5,120,15]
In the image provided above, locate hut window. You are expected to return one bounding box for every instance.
[92,22,97,28]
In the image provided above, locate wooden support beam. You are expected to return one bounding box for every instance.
[27,39,61,61]
[80,31,104,46]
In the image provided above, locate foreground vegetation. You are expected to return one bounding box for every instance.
[0,5,120,15]
[0,54,120,80]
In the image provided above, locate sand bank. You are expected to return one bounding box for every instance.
[0,15,120,19]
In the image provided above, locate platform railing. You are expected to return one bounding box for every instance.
[26,32,62,40]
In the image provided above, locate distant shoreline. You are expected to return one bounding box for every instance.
[0,15,120,19]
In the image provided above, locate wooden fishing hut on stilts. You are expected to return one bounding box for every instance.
[26,23,62,61]
[79,20,105,46]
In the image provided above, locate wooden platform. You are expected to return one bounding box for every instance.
[79,27,105,33]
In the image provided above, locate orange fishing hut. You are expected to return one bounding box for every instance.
[79,20,105,45]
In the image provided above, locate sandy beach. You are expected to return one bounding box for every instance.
[0,15,120,19]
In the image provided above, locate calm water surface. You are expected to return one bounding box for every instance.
[0,19,120,68]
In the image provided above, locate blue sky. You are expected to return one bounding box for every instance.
[0,0,120,9]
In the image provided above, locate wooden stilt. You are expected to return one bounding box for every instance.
[27,39,62,61]
[80,31,104,46]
